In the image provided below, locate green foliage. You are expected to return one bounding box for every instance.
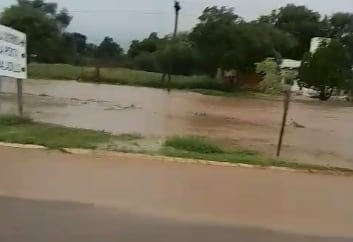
[2,0,353,90]
[95,37,123,65]
[256,58,282,94]
[128,32,199,75]
[162,135,351,172]
[0,0,72,62]
[133,52,157,72]
[0,115,113,149]
[28,63,222,90]
[299,40,352,100]
[0,115,33,125]
[0,115,143,150]
[189,6,298,76]
[165,136,224,154]
[190,6,242,75]
[127,33,161,58]
[0,115,350,172]
[329,13,353,38]
[259,4,327,59]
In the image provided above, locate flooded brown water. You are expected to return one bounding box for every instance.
[0,146,352,238]
[1,78,353,168]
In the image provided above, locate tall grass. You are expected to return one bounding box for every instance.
[28,63,223,90]
[164,136,224,154]
[162,135,353,172]
[0,115,141,150]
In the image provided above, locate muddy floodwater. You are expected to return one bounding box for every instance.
[0,78,353,168]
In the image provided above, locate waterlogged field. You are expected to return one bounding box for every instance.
[1,78,353,169]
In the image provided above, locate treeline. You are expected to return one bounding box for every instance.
[1,0,353,78]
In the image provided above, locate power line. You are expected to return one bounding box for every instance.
[69,9,198,16]
[69,9,167,15]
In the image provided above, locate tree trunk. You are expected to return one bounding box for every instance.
[319,87,332,101]
[161,73,166,84]
[95,65,100,82]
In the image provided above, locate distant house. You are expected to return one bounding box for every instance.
[280,59,301,70]
[310,37,331,53]
[279,59,301,92]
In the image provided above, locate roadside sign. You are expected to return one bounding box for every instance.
[0,24,27,79]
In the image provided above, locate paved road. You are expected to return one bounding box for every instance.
[1,196,352,242]
[0,146,353,241]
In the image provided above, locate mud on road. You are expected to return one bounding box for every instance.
[0,78,353,168]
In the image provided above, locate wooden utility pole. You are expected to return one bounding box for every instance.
[173,1,181,38]
[276,88,291,157]
[166,1,181,91]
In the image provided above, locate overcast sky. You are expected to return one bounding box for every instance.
[1,0,353,48]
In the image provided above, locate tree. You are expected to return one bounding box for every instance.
[190,6,298,80]
[133,52,156,72]
[85,43,98,59]
[329,13,353,81]
[234,22,297,71]
[155,40,198,76]
[0,0,72,62]
[329,13,353,38]
[93,36,123,81]
[95,36,123,63]
[298,40,352,100]
[256,58,282,94]
[259,4,326,59]
[190,6,242,76]
[55,32,87,64]
[127,33,163,58]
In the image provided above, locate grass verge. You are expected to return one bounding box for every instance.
[0,115,141,150]
[163,136,353,173]
[0,116,351,173]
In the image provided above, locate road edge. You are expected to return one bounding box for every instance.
[0,141,351,176]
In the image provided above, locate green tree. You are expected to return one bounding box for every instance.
[127,32,163,58]
[0,0,72,62]
[190,6,297,79]
[259,4,326,59]
[256,58,282,94]
[155,41,198,76]
[133,52,157,72]
[234,22,297,71]
[299,40,352,100]
[329,13,353,38]
[55,32,87,64]
[190,6,242,76]
[95,36,123,64]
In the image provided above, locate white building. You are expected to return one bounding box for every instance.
[310,37,331,53]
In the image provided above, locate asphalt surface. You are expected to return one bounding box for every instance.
[1,196,352,242]
[0,146,353,241]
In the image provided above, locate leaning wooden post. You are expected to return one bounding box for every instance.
[276,87,291,157]
[16,78,23,118]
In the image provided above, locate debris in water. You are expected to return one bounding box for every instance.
[290,119,305,128]
[104,104,140,111]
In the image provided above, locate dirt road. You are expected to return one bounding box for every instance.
[1,79,352,168]
[0,146,352,239]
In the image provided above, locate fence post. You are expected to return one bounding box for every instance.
[276,88,291,157]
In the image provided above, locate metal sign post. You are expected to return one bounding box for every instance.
[0,24,27,117]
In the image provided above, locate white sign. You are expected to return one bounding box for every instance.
[0,24,27,79]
